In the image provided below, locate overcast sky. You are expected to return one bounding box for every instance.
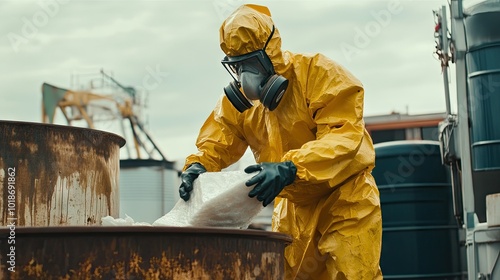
[1,0,456,164]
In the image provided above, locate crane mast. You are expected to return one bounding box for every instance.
[41,70,168,162]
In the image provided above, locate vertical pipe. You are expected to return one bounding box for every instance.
[441,6,453,116]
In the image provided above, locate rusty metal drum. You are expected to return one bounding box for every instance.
[0,120,125,226]
[0,226,292,279]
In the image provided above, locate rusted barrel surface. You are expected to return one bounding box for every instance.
[0,226,292,279]
[0,121,125,226]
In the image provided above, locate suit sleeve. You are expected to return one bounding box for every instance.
[184,95,249,172]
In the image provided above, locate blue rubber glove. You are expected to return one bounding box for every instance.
[179,163,206,201]
[244,161,297,207]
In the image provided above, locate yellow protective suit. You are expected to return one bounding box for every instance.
[184,4,383,279]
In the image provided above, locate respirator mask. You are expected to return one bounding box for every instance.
[221,26,289,112]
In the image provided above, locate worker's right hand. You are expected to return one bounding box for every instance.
[179,163,206,201]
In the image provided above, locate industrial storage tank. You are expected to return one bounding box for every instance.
[119,159,178,223]
[372,140,466,279]
[462,0,500,224]
[0,120,125,226]
[465,1,500,171]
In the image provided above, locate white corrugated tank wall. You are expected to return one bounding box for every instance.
[119,160,178,223]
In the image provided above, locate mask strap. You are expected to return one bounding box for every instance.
[263,25,275,51]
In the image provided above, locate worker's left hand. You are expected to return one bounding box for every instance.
[244,161,297,207]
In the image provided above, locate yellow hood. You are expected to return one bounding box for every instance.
[219,4,288,73]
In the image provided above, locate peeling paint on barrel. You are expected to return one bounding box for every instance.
[0,121,125,226]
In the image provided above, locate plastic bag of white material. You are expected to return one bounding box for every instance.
[101,214,151,226]
[153,170,264,229]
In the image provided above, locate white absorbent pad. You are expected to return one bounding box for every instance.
[102,170,264,229]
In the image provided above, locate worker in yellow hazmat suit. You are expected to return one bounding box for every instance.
[179,4,383,279]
